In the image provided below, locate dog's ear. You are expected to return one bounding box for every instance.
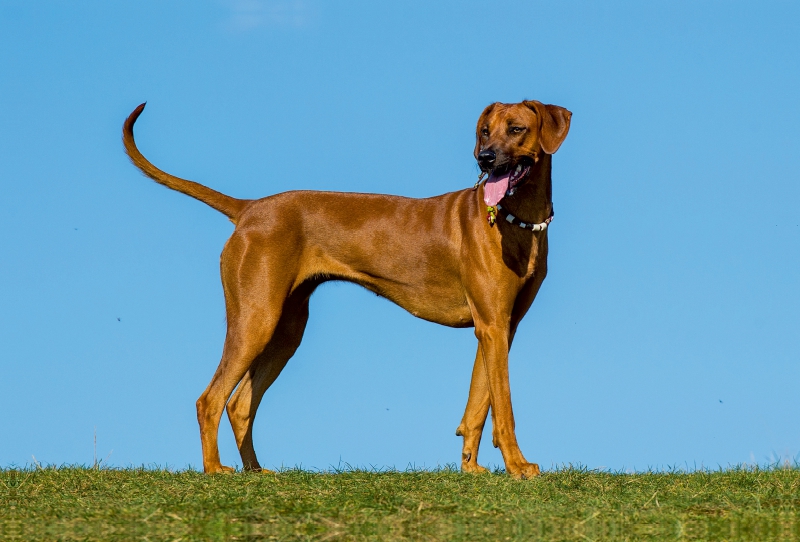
[474,103,497,159]
[524,100,572,154]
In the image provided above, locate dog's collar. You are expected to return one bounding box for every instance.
[496,204,554,232]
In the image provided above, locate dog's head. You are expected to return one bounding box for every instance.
[475,101,571,207]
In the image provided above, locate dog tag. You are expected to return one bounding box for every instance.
[487,206,497,226]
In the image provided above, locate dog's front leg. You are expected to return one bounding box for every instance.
[473,322,540,479]
[456,344,491,473]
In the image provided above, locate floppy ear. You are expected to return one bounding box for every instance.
[524,100,572,154]
[474,103,497,159]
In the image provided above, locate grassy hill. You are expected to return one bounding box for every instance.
[2,465,799,541]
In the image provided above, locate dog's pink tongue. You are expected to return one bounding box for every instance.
[483,172,510,207]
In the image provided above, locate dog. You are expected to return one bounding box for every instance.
[123,100,571,478]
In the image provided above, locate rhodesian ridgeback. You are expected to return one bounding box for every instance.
[123,100,571,478]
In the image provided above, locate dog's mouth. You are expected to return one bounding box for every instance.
[483,158,532,207]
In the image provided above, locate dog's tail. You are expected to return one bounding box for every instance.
[123,103,249,223]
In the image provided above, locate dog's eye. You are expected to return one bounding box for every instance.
[510,126,525,134]
[481,128,489,137]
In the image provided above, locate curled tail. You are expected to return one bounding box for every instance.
[123,103,249,223]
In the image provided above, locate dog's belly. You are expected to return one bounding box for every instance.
[307,255,475,328]
[360,278,474,328]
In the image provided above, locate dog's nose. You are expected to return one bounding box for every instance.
[477,149,496,169]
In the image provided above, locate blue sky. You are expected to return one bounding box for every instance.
[1,0,798,472]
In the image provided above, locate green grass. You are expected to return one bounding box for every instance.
[2,465,799,541]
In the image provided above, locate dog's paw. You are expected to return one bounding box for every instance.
[509,462,540,480]
[461,461,489,474]
[206,464,236,474]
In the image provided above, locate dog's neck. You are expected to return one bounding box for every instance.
[500,153,553,225]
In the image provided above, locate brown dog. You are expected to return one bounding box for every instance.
[123,100,571,478]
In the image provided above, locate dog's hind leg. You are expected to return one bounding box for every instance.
[195,235,296,474]
[226,295,311,472]
[196,315,277,473]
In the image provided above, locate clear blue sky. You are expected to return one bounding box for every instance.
[1,1,798,472]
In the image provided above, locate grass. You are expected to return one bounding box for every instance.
[2,464,799,541]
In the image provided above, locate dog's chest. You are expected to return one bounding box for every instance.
[500,231,547,281]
